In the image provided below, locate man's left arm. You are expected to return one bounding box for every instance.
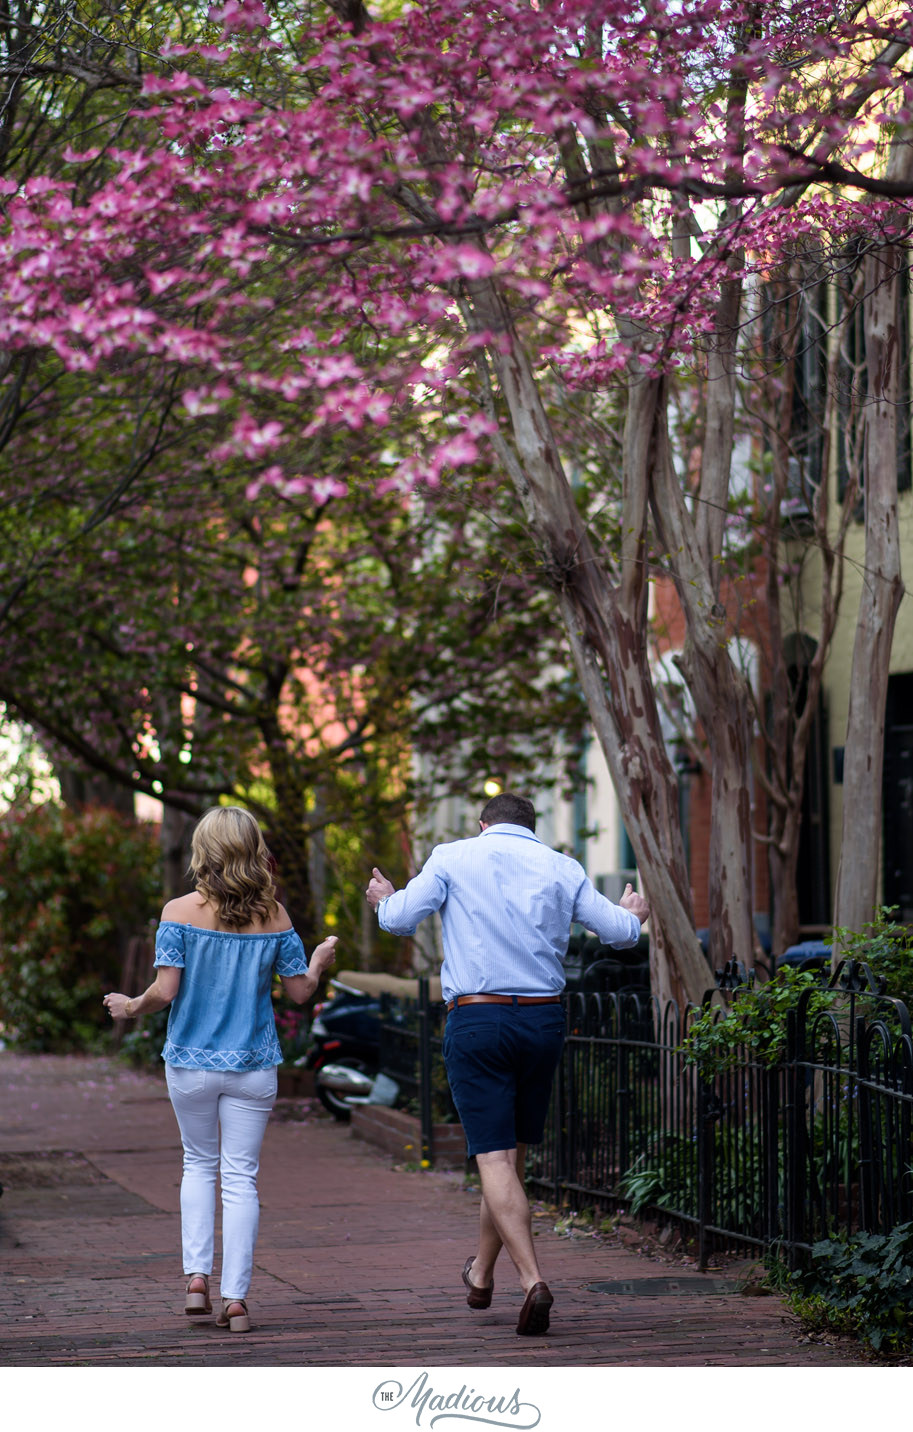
[573,877,649,948]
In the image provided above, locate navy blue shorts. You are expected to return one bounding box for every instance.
[442,1000,566,1157]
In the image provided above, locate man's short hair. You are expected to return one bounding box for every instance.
[479,792,536,832]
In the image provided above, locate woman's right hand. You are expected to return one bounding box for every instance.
[104,991,134,1020]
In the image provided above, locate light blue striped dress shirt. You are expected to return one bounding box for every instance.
[377,823,642,1003]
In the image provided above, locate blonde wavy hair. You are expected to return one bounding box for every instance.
[190,807,279,930]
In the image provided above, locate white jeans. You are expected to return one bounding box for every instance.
[165,1064,277,1300]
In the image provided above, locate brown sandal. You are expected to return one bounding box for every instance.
[216,1297,250,1333]
[185,1273,212,1316]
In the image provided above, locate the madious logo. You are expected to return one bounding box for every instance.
[372,1371,541,1429]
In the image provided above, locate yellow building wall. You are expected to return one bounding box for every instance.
[788,468,913,914]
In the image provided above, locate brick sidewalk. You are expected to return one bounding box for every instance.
[0,1051,865,1369]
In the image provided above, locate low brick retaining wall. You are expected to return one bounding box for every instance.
[350,1104,467,1169]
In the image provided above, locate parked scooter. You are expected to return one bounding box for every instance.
[305,969,443,1121]
[305,975,383,1119]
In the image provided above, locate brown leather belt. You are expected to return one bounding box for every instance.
[446,994,562,1011]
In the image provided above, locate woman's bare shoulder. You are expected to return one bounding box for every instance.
[161,893,211,925]
[158,894,293,935]
[262,902,294,933]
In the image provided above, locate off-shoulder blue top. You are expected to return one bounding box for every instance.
[153,921,309,1070]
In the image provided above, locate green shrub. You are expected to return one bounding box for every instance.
[790,1223,913,1352]
[0,802,160,1050]
[617,1138,695,1216]
[679,965,838,1076]
[617,1126,784,1232]
[833,907,913,1005]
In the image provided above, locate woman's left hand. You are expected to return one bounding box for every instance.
[104,992,133,1020]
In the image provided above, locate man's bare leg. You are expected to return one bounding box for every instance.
[467,1143,542,1294]
[466,1143,526,1291]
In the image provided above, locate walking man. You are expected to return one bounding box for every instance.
[365,791,649,1335]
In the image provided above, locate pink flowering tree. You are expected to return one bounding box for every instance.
[0,359,587,937]
[1,4,593,947]
[3,0,911,999]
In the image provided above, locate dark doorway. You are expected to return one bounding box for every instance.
[796,689,831,926]
[884,673,913,922]
[785,637,831,927]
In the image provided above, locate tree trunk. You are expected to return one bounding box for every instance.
[268,816,314,937]
[559,584,710,1010]
[468,285,710,1008]
[308,785,327,928]
[58,766,135,817]
[648,377,758,973]
[752,271,854,958]
[695,647,756,970]
[160,804,196,902]
[832,242,907,942]
[769,813,802,956]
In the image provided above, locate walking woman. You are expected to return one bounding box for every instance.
[105,806,337,1332]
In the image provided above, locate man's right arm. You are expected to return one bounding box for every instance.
[368,852,448,936]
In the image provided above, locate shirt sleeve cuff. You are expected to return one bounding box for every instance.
[377,895,417,936]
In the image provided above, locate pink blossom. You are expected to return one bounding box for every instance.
[62,146,102,164]
[428,245,496,281]
[208,0,270,35]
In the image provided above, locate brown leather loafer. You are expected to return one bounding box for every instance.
[516,1281,553,1336]
[462,1256,494,1310]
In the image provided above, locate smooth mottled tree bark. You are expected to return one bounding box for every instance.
[465,283,709,1008]
[833,234,908,943]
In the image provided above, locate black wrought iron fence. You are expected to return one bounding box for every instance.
[524,962,913,1266]
[380,964,913,1266]
[377,978,457,1162]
